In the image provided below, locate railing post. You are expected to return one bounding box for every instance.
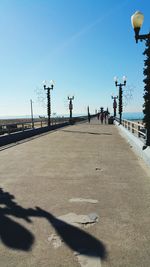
[22,124,24,132]
[138,122,140,138]
[8,125,10,135]
[132,123,134,133]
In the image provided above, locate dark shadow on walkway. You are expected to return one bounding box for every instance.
[0,188,34,251]
[87,123,110,126]
[0,188,107,261]
[35,207,107,260]
[0,215,34,251]
[61,130,112,136]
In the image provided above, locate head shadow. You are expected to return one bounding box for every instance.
[0,188,34,251]
[0,188,107,261]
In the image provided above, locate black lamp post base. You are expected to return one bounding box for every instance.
[146,130,150,146]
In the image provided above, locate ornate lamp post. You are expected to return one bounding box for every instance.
[111,95,118,117]
[114,76,126,124]
[43,80,54,127]
[68,96,74,123]
[131,11,150,147]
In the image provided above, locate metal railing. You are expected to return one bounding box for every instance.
[115,118,146,141]
[0,118,69,136]
[0,115,94,136]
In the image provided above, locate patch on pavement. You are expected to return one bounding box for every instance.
[74,252,101,267]
[48,233,62,248]
[48,212,101,267]
[58,212,99,227]
[69,198,98,204]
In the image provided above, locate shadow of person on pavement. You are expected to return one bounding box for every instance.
[0,214,34,251]
[0,188,34,251]
[0,188,107,260]
[35,207,107,260]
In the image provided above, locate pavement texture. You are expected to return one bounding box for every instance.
[0,119,150,267]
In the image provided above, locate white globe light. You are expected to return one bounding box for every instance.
[123,76,126,82]
[131,11,144,29]
[50,80,55,86]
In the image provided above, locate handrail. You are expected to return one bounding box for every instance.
[121,118,144,128]
[0,115,94,136]
[0,118,69,135]
[115,117,146,141]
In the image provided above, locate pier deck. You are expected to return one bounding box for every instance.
[0,119,150,267]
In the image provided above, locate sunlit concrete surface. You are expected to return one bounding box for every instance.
[0,118,150,267]
[115,121,150,167]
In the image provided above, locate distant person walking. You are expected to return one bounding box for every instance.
[100,112,104,124]
[104,111,107,124]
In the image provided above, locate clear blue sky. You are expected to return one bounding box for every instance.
[0,0,150,117]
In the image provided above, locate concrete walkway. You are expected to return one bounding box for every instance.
[0,119,150,267]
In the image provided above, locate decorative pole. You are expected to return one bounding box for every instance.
[30,99,34,128]
[111,96,118,117]
[43,80,54,127]
[68,96,74,123]
[131,11,150,147]
[114,76,126,124]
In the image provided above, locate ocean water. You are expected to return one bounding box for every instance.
[122,112,144,121]
[0,112,144,121]
[0,113,87,120]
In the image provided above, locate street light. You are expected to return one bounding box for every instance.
[87,105,91,123]
[30,99,34,128]
[43,80,54,127]
[114,76,126,124]
[131,11,150,147]
[111,95,118,117]
[68,96,74,123]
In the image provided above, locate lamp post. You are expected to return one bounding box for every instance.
[111,95,118,117]
[30,99,34,128]
[87,105,91,123]
[114,76,126,124]
[68,96,74,123]
[131,11,150,147]
[43,80,54,127]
